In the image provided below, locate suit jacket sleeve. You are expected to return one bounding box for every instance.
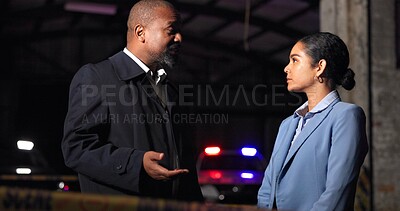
[311,105,368,210]
[61,64,145,193]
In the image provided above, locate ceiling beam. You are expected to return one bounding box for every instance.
[171,1,307,39]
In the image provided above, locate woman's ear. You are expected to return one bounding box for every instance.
[134,24,145,42]
[316,59,327,78]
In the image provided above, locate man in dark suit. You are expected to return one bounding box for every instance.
[61,0,203,201]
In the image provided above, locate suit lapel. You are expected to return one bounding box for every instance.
[274,116,299,174]
[165,80,178,113]
[282,99,340,168]
[109,51,173,112]
[139,76,166,113]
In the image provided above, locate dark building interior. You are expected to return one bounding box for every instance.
[3,1,400,210]
[1,0,319,174]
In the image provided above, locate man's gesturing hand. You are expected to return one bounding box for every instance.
[143,151,189,180]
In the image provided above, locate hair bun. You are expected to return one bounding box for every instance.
[341,68,355,90]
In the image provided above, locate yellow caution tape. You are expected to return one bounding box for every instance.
[0,186,266,211]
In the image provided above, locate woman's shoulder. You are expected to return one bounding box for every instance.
[333,101,362,110]
[331,101,366,118]
[279,114,296,127]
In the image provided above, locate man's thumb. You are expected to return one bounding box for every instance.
[158,153,164,160]
[150,151,163,161]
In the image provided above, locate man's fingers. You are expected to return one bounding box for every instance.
[152,168,189,181]
[176,168,189,174]
[166,168,189,177]
[143,151,189,180]
[153,165,171,180]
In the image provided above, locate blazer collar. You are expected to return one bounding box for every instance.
[282,98,341,168]
[109,51,146,81]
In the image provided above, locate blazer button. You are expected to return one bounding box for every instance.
[116,164,122,170]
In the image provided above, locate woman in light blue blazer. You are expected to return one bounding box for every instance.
[258,32,368,211]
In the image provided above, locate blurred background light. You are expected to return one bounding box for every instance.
[240,172,254,179]
[241,147,257,156]
[58,182,65,189]
[210,170,222,179]
[205,147,221,156]
[17,140,34,150]
[16,168,31,175]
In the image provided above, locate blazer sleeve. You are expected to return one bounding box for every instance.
[61,64,145,193]
[311,105,368,210]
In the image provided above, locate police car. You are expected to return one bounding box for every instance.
[196,146,266,204]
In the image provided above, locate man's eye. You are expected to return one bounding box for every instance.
[169,29,178,35]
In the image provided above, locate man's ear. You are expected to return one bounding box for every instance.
[134,24,145,42]
[316,59,327,78]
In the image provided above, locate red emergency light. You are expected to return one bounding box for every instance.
[204,146,221,156]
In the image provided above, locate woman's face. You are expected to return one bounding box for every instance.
[284,41,319,93]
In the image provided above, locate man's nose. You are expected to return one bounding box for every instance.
[175,32,182,43]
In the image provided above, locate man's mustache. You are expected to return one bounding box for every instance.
[168,43,181,53]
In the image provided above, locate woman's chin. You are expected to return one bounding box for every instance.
[287,87,301,93]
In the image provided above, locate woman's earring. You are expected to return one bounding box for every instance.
[314,76,323,83]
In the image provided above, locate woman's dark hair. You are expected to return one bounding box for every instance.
[299,32,355,90]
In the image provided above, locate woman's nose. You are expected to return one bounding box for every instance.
[284,64,289,73]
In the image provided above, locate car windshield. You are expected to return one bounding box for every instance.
[200,155,264,171]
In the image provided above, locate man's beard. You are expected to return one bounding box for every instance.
[156,45,179,69]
